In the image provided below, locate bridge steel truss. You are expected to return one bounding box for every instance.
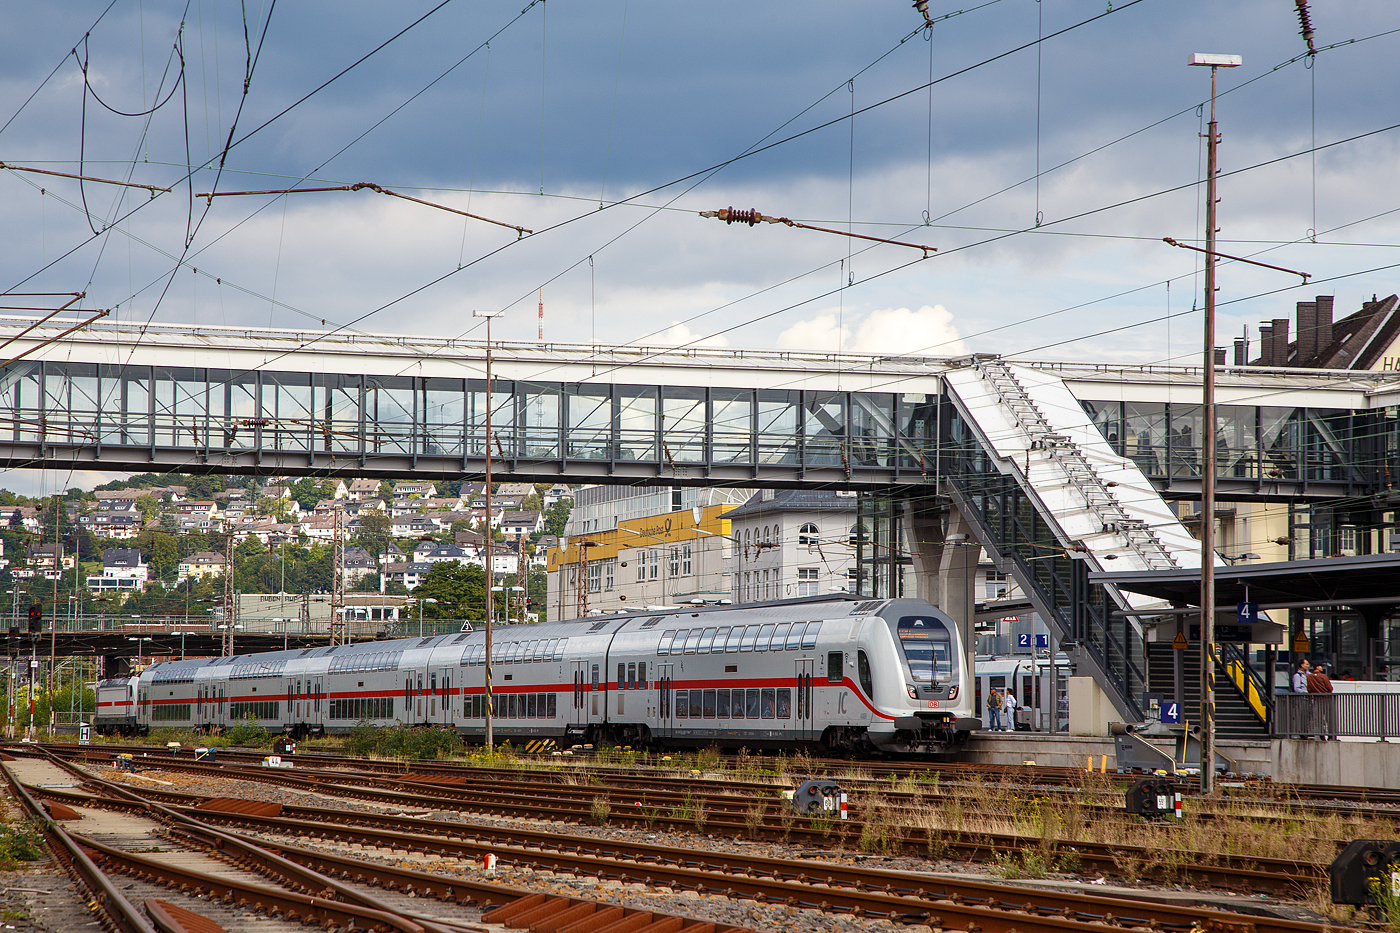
[2,321,1398,718]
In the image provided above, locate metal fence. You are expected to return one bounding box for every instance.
[1274,692,1400,739]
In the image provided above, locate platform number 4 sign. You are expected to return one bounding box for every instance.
[1160,702,1181,724]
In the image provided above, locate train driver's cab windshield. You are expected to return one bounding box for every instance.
[898,616,956,686]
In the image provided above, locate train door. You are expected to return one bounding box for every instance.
[794,659,815,741]
[312,676,323,733]
[417,669,426,721]
[435,667,453,724]
[658,663,674,739]
[590,662,601,720]
[570,661,587,730]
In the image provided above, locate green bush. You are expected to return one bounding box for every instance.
[0,822,45,865]
[226,714,270,747]
[343,721,461,760]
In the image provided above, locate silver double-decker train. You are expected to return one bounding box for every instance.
[94,595,978,755]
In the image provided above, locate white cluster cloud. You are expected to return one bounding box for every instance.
[776,304,966,357]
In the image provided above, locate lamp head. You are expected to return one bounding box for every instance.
[1188,53,1242,68]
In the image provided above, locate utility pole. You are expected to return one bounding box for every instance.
[474,309,503,751]
[330,507,347,646]
[1189,52,1240,795]
[576,541,593,619]
[49,492,59,734]
[222,535,236,657]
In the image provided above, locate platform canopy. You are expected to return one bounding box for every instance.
[1090,552,1400,610]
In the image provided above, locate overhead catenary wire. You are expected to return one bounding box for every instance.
[194,182,531,237]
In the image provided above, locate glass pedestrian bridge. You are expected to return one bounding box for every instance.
[4,317,1397,719]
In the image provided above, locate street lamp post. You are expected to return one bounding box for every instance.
[474,309,504,752]
[1188,51,1241,795]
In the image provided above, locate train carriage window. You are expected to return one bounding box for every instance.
[717,688,730,718]
[827,651,844,684]
[760,688,776,719]
[897,616,956,685]
[683,629,702,654]
[776,688,791,719]
[553,638,567,661]
[675,690,688,718]
[657,630,677,656]
[786,625,804,650]
[745,688,761,718]
[771,623,791,650]
[703,689,716,718]
[857,650,874,697]
[528,694,538,718]
[618,663,626,691]
[725,627,743,652]
[545,638,558,660]
[688,691,702,718]
[548,694,557,717]
[739,626,760,652]
[755,624,776,651]
[637,661,646,686]
[626,663,636,689]
[802,621,822,649]
[697,627,719,654]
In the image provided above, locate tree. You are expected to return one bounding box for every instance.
[149,534,179,584]
[521,492,542,512]
[543,498,573,537]
[135,495,160,523]
[257,496,290,522]
[356,510,394,560]
[289,477,335,511]
[412,562,485,619]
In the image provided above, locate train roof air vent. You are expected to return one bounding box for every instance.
[851,600,883,614]
[640,619,660,629]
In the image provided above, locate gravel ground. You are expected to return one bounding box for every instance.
[76,761,1346,932]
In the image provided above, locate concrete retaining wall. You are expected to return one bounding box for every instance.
[1272,738,1400,788]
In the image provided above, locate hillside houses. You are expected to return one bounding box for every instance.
[3,478,570,599]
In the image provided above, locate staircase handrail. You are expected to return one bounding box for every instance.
[1216,641,1271,724]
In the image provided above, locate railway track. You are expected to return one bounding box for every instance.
[51,742,1396,835]
[1,752,754,933]
[58,741,1400,823]
[27,744,1332,897]
[21,748,1360,933]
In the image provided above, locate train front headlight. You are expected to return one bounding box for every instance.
[906,684,918,700]
[947,686,958,700]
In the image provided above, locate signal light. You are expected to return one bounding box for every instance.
[27,603,42,633]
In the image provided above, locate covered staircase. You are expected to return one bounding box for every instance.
[1145,642,1270,740]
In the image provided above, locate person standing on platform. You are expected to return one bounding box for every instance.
[1002,688,1018,731]
[986,689,1002,731]
[1307,662,1334,739]
[1292,658,1312,736]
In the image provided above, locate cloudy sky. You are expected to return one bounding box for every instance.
[0,1,1397,492]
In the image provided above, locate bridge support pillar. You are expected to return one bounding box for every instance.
[911,505,979,692]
